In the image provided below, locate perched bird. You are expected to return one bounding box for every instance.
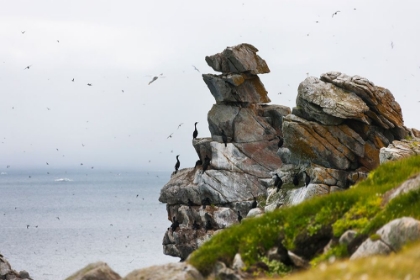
[304,171,311,187]
[221,129,227,147]
[204,213,212,232]
[274,173,283,192]
[251,197,257,209]
[87,83,92,86]
[170,216,179,232]
[332,10,340,17]
[202,197,211,209]
[187,198,195,208]
[192,220,200,230]
[174,155,180,174]
[194,159,202,168]
[237,211,243,223]
[202,155,211,172]
[277,136,284,148]
[293,173,299,186]
[193,122,198,139]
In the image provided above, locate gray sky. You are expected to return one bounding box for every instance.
[1,0,419,172]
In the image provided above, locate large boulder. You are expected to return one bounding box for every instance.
[123,263,204,280]
[379,140,420,164]
[65,262,121,280]
[205,43,270,75]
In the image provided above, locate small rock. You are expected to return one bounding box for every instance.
[65,262,121,280]
[339,230,358,245]
[123,263,203,280]
[288,251,310,269]
[232,253,245,271]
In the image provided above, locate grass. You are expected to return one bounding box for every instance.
[187,155,420,276]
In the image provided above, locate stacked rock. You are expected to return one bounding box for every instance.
[159,44,291,261]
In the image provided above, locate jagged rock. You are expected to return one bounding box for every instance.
[211,140,281,178]
[310,165,350,188]
[382,173,420,206]
[205,43,270,75]
[213,261,243,280]
[259,104,291,135]
[65,262,121,280]
[247,208,264,218]
[202,73,270,104]
[192,137,212,162]
[232,253,245,271]
[19,271,30,279]
[123,263,204,280]
[379,140,420,164]
[412,128,420,138]
[339,230,358,245]
[350,217,420,260]
[320,72,404,131]
[297,76,369,125]
[0,255,11,277]
[288,251,310,269]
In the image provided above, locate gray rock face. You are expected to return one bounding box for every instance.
[339,230,358,245]
[382,173,420,205]
[205,43,270,75]
[123,263,204,280]
[379,140,420,164]
[0,254,33,280]
[213,261,243,280]
[350,217,420,260]
[65,262,121,280]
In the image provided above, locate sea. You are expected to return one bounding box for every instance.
[0,169,176,280]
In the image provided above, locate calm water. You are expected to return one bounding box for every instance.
[0,169,176,279]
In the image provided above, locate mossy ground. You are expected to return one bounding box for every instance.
[187,155,420,277]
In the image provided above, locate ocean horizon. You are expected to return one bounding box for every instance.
[0,168,176,279]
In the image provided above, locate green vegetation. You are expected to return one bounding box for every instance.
[187,155,420,276]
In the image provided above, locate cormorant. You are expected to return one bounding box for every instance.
[202,155,211,172]
[187,198,195,208]
[204,213,212,232]
[221,129,227,147]
[192,220,200,230]
[174,155,180,174]
[277,136,284,148]
[202,197,211,209]
[304,171,311,187]
[293,173,299,186]
[251,197,257,209]
[237,211,243,223]
[194,159,202,168]
[170,216,179,232]
[193,122,198,139]
[274,173,283,192]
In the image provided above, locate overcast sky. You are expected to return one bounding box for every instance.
[1,0,419,172]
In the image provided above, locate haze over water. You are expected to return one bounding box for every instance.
[0,169,175,280]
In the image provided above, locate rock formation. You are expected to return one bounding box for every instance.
[0,253,33,280]
[159,43,408,261]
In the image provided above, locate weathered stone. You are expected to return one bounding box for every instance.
[382,173,420,206]
[233,108,277,143]
[159,168,201,205]
[202,73,270,104]
[123,263,204,280]
[379,140,420,164]
[320,72,404,130]
[339,230,358,245]
[311,165,352,188]
[207,104,240,139]
[192,137,212,162]
[351,217,420,260]
[247,208,264,218]
[258,104,291,134]
[283,114,361,170]
[288,251,310,268]
[205,43,270,75]
[213,261,243,280]
[65,262,121,280]
[297,76,369,125]
[232,253,245,271]
[18,271,30,279]
[358,141,380,170]
[412,128,420,138]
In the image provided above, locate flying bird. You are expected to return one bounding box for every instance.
[177,123,183,129]
[21,31,25,34]
[148,73,163,85]
[391,41,394,49]
[87,83,92,86]
[192,65,200,73]
[72,78,74,82]
[332,11,340,17]
[167,133,173,139]
[24,65,32,70]
[57,40,59,43]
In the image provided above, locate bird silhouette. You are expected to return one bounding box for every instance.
[274,173,283,192]
[21,31,25,34]
[72,78,74,82]
[237,211,243,223]
[221,129,227,147]
[192,65,200,73]
[332,10,340,17]
[174,155,180,174]
[193,122,198,139]
[148,73,163,85]
[277,136,284,148]
[87,83,92,86]
[304,171,311,187]
[24,65,32,70]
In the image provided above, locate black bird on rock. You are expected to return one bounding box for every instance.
[293,173,299,186]
[187,198,196,208]
[194,159,202,168]
[277,136,284,148]
[221,129,227,147]
[174,155,180,174]
[192,220,200,230]
[202,155,211,172]
[251,196,257,209]
[202,197,211,209]
[193,122,198,139]
[304,171,311,187]
[274,173,283,192]
[237,211,243,223]
[170,216,179,232]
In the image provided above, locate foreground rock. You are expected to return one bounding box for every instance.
[65,262,121,280]
[0,253,32,280]
[350,217,420,259]
[123,263,204,280]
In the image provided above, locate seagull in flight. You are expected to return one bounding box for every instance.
[21,31,26,34]
[167,133,173,139]
[332,11,340,17]
[57,40,59,43]
[72,78,74,82]
[192,65,200,73]
[391,41,394,49]
[177,123,183,129]
[87,83,92,86]
[24,65,32,70]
